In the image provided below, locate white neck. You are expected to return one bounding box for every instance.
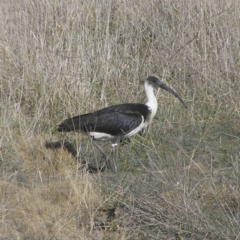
[144,81,158,124]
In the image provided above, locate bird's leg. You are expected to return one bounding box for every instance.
[92,140,107,158]
[111,143,119,178]
[91,139,112,170]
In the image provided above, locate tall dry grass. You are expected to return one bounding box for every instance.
[0,0,239,239]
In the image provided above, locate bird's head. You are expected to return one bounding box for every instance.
[145,76,187,108]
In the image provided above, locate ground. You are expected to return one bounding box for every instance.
[0,0,239,239]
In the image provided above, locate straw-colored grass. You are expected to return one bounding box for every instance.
[0,0,239,239]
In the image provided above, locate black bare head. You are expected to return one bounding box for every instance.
[146,76,186,108]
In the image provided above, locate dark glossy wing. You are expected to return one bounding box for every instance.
[83,111,143,135]
[58,103,150,136]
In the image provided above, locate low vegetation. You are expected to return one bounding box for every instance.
[0,0,239,239]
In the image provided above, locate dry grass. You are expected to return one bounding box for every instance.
[0,0,240,239]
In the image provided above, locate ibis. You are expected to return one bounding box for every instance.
[58,76,186,176]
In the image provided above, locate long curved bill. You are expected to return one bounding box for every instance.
[158,81,187,108]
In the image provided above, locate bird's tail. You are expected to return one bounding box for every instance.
[58,116,81,132]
